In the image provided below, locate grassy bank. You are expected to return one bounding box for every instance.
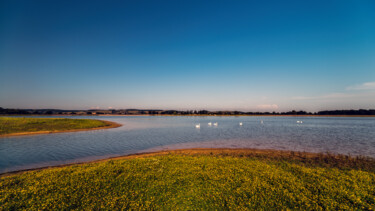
[0,117,121,137]
[1,149,375,210]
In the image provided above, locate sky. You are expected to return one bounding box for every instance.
[1,0,374,112]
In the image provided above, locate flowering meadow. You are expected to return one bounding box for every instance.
[1,149,374,210]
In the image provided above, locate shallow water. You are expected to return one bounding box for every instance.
[1,116,375,173]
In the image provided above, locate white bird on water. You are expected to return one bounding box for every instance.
[208,122,212,126]
[297,121,303,124]
[239,122,243,126]
[213,122,218,126]
[195,124,200,128]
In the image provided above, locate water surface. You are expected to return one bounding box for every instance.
[1,116,375,173]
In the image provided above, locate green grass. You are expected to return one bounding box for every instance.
[1,150,375,210]
[0,117,112,135]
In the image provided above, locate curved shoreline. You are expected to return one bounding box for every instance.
[2,148,375,177]
[0,120,122,138]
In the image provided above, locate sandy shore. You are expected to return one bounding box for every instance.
[0,120,122,138]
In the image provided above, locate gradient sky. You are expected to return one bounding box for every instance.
[1,0,374,112]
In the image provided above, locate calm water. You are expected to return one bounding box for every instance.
[1,116,375,173]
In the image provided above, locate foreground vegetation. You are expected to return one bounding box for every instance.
[0,117,118,136]
[1,149,375,210]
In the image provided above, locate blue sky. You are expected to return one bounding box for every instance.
[1,0,374,111]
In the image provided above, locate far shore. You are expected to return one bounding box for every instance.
[2,114,375,117]
[0,120,122,138]
[97,114,375,117]
[2,147,374,177]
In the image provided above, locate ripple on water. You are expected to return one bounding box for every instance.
[1,116,375,173]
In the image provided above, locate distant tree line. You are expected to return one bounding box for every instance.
[317,109,375,115]
[0,107,29,115]
[1,107,374,116]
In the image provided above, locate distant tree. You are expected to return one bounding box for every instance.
[45,110,53,115]
[199,110,208,114]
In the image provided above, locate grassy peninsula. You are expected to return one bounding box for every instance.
[1,149,375,210]
[0,117,120,137]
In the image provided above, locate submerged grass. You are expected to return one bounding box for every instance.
[0,117,116,136]
[1,149,375,210]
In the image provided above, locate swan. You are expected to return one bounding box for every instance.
[239,122,243,126]
[213,122,218,126]
[208,122,212,126]
[195,124,200,128]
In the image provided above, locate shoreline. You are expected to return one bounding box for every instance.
[0,120,122,138]
[2,147,374,177]
[2,114,375,117]
[98,114,375,117]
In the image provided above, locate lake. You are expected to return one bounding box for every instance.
[1,116,375,173]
